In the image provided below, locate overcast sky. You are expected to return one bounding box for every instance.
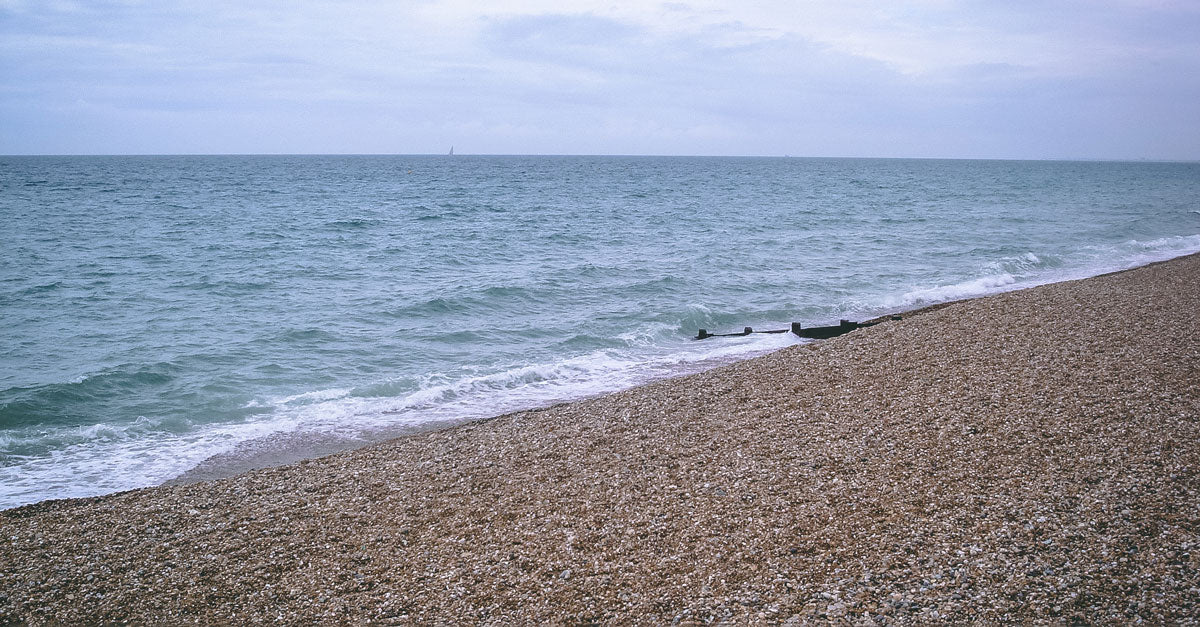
[2,0,1198,158]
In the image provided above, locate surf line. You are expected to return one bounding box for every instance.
[695,316,903,341]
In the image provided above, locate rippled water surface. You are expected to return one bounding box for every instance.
[2,155,1199,508]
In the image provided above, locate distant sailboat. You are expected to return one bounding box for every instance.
[448,146,454,156]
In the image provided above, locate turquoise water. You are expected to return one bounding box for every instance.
[2,155,1199,508]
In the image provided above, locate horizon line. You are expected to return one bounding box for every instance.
[2,152,1197,164]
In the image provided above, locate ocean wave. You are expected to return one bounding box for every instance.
[0,411,301,508]
[891,272,1018,308]
[614,322,678,346]
[309,329,799,427]
[0,362,180,429]
[326,218,384,229]
[23,282,66,293]
[623,275,688,295]
[0,320,803,509]
[272,328,342,343]
[674,303,742,333]
[882,233,1200,311]
[554,333,609,350]
[275,388,352,405]
[0,414,189,459]
[385,284,555,320]
[170,279,273,295]
[1120,233,1200,257]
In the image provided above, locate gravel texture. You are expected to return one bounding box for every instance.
[2,254,1199,624]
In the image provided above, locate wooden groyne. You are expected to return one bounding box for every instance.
[696,316,902,341]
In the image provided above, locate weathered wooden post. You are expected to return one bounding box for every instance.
[697,329,710,340]
[743,326,753,335]
[791,322,803,336]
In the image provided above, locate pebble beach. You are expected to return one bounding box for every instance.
[2,253,1199,623]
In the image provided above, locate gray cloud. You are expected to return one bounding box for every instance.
[0,1,1197,158]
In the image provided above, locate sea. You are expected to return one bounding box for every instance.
[2,155,1199,509]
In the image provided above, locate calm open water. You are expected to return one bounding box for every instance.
[2,155,1199,508]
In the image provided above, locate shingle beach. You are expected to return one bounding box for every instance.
[3,254,1199,624]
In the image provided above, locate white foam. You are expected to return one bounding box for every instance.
[890,272,1017,308]
[0,326,801,510]
[883,233,1200,312]
[71,422,126,440]
[0,417,300,508]
[275,388,353,405]
[250,328,801,440]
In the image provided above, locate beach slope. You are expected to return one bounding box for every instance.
[2,254,1199,623]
